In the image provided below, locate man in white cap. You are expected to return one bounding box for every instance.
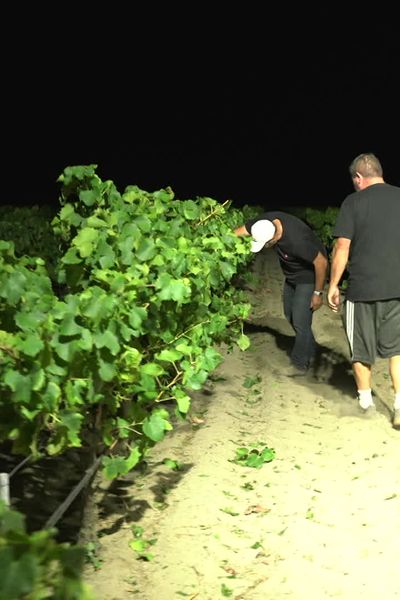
[235,211,328,374]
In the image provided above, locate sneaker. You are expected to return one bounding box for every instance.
[358,398,375,411]
[359,403,377,417]
[393,409,400,430]
[276,364,308,378]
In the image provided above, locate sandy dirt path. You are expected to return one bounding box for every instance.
[84,250,400,600]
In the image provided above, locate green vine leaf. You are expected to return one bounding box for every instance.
[237,334,250,351]
[142,409,172,442]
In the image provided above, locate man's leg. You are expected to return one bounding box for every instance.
[352,361,372,388]
[345,301,375,409]
[281,282,306,375]
[377,300,400,427]
[289,283,316,370]
[389,355,400,395]
[282,280,294,326]
[352,361,374,409]
[389,356,400,429]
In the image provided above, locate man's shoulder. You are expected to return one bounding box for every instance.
[341,191,358,205]
[246,211,285,226]
[265,211,302,224]
[251,211,308,229]
[372,183,400,198]
[257,210,283,219]
[340,183,400,208]
[337,193,358,215]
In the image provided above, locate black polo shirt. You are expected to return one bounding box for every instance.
[246,211,327,284]
[333,183,400,301]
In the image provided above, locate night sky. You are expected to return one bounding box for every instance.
[3,10,400,211]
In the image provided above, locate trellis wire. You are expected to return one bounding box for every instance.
[44,455,102,530]
[1,453,102,537]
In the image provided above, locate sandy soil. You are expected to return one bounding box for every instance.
[84,250,400,600]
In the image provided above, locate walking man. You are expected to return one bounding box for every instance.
[327,153,400,429]
[235,211,328,374]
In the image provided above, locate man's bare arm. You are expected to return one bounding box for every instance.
[234,225,250,236]
[313,251,328,291]
[330,238,351,286]
[327,237,351,311]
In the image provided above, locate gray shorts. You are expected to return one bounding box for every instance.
[343,299,400,364]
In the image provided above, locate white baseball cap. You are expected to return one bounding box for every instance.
[250,220,276,252]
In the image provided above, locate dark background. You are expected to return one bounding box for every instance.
[2,9,399,211]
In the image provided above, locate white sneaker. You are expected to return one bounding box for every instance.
[393,408,400,430]
[358,398,375,411]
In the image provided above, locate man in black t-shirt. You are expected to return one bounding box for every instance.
[235,211,328,374]
[327,153,400,429]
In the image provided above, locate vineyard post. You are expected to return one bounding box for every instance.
[0,473,10,505]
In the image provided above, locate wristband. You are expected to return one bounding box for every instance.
[313,290,323,296]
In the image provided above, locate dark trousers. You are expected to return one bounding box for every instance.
[283,280,317,370]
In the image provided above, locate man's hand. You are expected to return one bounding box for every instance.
[310,294,324,312]
[327,284,341,312]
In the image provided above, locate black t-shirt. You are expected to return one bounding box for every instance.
[245,211,327,284]
[333,183,400,301]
